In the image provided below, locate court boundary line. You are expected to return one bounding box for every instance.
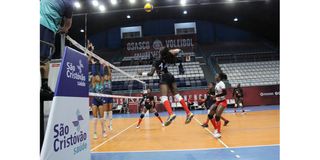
[193,117,241,158]
[91,144,279,153]
[90,122,137,152]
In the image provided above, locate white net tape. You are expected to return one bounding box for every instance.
[89,93,142,102]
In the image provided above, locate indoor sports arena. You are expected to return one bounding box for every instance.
[40,0,279,160]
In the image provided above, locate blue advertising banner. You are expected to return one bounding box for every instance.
[55,47,88,97]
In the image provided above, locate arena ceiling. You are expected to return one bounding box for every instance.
[68,0,279,46]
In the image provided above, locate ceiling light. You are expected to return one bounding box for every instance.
[74,1,81,9]
[180,0,187,6]
[127,15,131,19]
[234,17,238,22]
[80,29,84,33]
[129,0,136,4]
[183,10,187,14]
[110,0,117,5]
[99,5,106,12]
[92,0,99,7]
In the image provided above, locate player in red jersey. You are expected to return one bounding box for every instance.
[201,82,229,128]
[207,73,228,138]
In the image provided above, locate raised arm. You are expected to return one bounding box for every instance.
[106,64,111,77]
[58,2,73,34]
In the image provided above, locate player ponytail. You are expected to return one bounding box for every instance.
[219,73,228,81]
[160,47,178,64]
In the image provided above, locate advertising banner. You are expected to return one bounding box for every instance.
[122,34,197,57]
[41,47,90,160]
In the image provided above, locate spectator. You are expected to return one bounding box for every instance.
[179,62,185,75]
[40,0,74,100]
[40,0,74,150]
[187,95,194,109]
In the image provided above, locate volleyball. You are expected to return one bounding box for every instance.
[144,3,153,13]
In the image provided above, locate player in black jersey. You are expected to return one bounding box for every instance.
[233,83,245,113]
[138,47,194,126]
[201,82,229,128]
[136,88,164,128]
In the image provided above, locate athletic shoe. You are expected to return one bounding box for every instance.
[109,125,113,131]
[162,123,165,127]
[213,129,218,134]
[164,114,176,126]
[224,120,230,126]
[213,132,221,138]
[136,125,140,129]
[201,123,209,128]
[102,132,107,138]
[185,112,194,124]
[93,132,98,139]
[40,84,54,101]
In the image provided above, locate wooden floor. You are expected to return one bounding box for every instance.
[89,110,279,152]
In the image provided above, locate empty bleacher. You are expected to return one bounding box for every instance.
[111,61,207,91]
[219,60,279,87]
[120,52,196,66]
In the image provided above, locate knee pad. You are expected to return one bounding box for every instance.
[234,104,238,107]
[140,114,145,119]
[239,103,243,107]
[208,114,214,120]
[160,96,168,104]
[154,112,159,117]
[215,116,221,121]
[174,94,183,101]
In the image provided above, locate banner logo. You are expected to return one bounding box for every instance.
[53,109,88,155]
[260,91,280,96]
[72,109,84,132]
[152,39,163,50]
[66,60,86,87]
[77,60,84,74]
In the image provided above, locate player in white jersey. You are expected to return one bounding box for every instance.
[207,73,228,138]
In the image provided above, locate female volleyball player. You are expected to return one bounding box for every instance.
[207,73,228,138]
[136,88,164,128]
[201,82,229,128]
[233,83,245,114]
[101,64,113,130]
[91,74,107,139]
[138,47,194,126]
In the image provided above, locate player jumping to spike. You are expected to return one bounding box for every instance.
[138,47,194,126]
